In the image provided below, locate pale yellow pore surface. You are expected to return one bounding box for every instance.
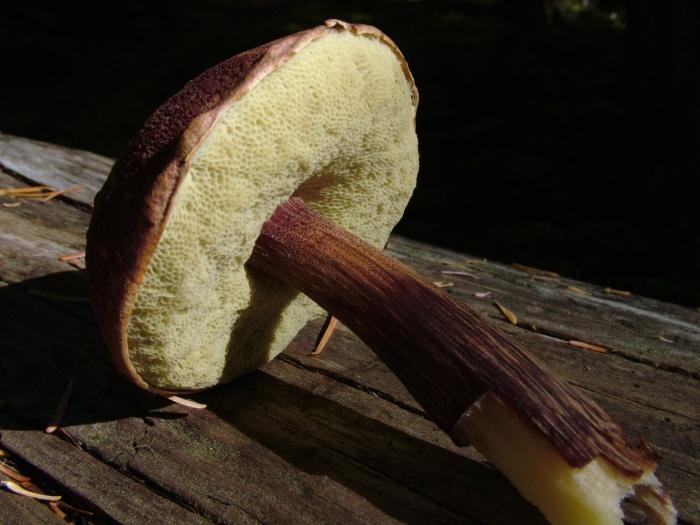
[127,32,419,389]
[461,393,670,525]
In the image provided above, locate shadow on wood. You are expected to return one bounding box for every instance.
[0,269,544,523]
[0,271,174,428]
[202,372,545,524]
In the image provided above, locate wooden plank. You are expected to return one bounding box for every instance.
[0,490,65,525]
[5,175,691,430]
[0,135,698,522]
[0,281,539,524]
[4,283,695,522]
[387,237,700,377]
[286,316,700,424]
[0,133,111,208]
[286,317,700,425]
[0,171,88,282]
[2,133,697,383]
[285,320,700,521]
[3,131,697,378]
[0,414,214,525]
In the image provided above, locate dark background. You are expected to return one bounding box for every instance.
[2,0,698,306]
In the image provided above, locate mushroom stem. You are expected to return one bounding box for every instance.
[248,197,676,525]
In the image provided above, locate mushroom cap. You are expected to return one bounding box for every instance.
[86,20,419,392]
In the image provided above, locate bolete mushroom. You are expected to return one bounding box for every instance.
[86,20,676,525]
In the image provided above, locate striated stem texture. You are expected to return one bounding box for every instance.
[248,198,659,477]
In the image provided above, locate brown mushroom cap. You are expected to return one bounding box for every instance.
[86,20,419,392]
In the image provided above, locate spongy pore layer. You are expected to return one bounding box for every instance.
[126,31,419,389]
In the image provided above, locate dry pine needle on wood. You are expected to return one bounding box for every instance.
[493,300,518,325]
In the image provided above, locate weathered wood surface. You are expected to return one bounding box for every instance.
[0,132,698,524]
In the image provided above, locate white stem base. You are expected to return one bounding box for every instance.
[452,393,677,525]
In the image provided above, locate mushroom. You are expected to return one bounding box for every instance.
[86,20,676,525]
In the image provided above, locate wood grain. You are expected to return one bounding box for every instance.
[1,135,698,523]
[0,133,110,208]
[0,488,65,525]
[249,197,659,477]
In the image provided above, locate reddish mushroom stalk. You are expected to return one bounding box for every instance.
[248,197,676,525]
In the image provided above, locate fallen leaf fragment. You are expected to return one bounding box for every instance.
[568,340,608,354]
[474,291,491,298]
[1,480,61,501]
[603,287,632,297]
[433,281,454,288]
[311,315,339,355]
[493,300,518,325]
[512,262,560,278]
[168,395,207,409]
[46,379,74,434]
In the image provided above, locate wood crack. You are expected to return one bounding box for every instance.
[310,491,375,525]
[65,426,218,523]
[571,382,699,424]
[493,316,700,381]
[205,493,265,525]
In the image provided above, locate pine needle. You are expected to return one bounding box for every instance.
[512,262,560,278]
[168,396,207,409]
[441,270,478,279]
[0,462,30,483]
[56,500,94,516]
[57,251,85,262]
[40,185,82,202]
[46,379,74,434]
[603,287,632,297]
[566,285,591,295]
[311,315,339,355]
[0,186,51,196]
[493,300,518,325]
[57,428,83,449]
[0,184,82,203]
[49,502,67,519]
[1,480,61,501]
[568,340,608,354]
